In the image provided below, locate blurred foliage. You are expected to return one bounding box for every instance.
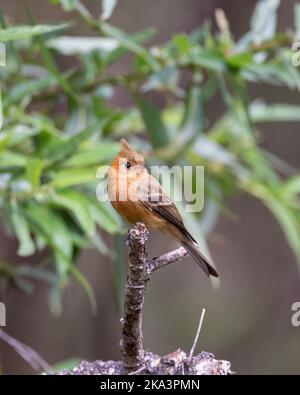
[0,0,300,312]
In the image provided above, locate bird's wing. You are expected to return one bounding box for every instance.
[140,175,197,244]
[139,174,219,278]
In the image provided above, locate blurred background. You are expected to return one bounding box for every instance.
[0,0,300,375]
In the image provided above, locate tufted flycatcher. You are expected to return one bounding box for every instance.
[108,139,219,278]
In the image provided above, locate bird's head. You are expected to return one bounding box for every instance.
[111,139,145,177]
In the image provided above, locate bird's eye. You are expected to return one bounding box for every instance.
[125,161,131,169]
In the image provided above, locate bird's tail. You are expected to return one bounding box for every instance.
[181,239,219,278]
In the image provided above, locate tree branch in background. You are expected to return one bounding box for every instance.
[0,328,53,374]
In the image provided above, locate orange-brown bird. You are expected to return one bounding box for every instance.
[108,139,219,278]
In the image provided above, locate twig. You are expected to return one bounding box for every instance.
[188,308,206,362]
[128,365,146,375]
[0,328,53,374]
[147,246,187,275]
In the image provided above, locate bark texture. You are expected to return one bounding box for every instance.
[121,223,148,373]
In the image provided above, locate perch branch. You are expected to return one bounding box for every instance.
[121,222,148,373]
[122,223,189,373]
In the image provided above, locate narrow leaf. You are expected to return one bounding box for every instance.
[48,190,96,237]
[136,95,169,148]
[26,158,45,189]
[51,166,99,188]
[0,23,69,41]
[100,22,160,71]
[101,0,118,21]
[5,200,35,257]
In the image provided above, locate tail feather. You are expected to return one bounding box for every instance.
[181,240,219,278]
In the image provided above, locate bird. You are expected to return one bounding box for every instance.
[108,138,219,278]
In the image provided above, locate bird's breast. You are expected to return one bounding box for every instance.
[107,168,166,228]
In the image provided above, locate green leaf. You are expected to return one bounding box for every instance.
[237,0,280,51]
[226,52,253,68]
[2,125,39,148]
[250,0,280,40]
[178,85,203,143]
[64,142,120,167]
[48,190,96,237]
[42,125,97,164]
[282,176,300,197]
[106,27,156,66]
[173,34,191,55]
[188,49,226,72]
[17,265,57,285]
[38,39,78,102]
[51,166,99,188]
[5,76,57,106]
[181,86,202,128]
[0,151,27,169]
[26,158,45,189]
[5,200,35,257]
[230,74,253,134]
[47,35,118,56]
[243,62,300,90]
[101,0,118,21]
[142,65,179,93]
[250,102,300,122]
[242,147,279,185]
[190,136,246,175]
[71,266,97,315]
[90,232,110,256]
[265,196,300,261]
[24,202,73,264]
[100,22,160,71]
[88,198,123,234]
[13,111,60,137]
[162,85,203,160]
[0,23,69,42]
[0,131,11,152]
[136,95,169,148]
[53,250,72,281]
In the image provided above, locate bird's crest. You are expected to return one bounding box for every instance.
[119,138,143,164]
[120,138,135,155]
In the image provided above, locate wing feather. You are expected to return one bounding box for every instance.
[140,176,196,243]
